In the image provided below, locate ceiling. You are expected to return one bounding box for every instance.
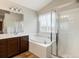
[8,0,53,11]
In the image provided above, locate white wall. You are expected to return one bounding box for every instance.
[0,0,37,35]
[23,10,37,34]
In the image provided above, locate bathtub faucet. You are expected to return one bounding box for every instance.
[44,40,47,44]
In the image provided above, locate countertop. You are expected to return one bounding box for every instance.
[0,33,28,39]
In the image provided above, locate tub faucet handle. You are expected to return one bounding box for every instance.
[44,40,47,44]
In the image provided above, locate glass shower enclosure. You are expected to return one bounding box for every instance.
[38,3,79,57]
[51,3,79,58]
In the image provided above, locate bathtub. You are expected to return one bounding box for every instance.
[29,34,56,58]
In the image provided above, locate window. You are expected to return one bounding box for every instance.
[38,12,56,33]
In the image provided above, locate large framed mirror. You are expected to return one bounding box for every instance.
[0,9,24,34]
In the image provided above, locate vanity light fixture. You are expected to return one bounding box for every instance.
[9,7,23,13]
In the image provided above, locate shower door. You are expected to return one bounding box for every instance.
[51,11,57,56]
[58,7,79,58]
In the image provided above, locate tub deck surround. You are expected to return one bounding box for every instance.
[29,40,53,58]
[29,33,56,44]
[30,39,55,47]
[29,34,56,58]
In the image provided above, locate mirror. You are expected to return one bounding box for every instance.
[0,9,24,34]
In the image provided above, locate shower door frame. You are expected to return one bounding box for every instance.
[50,10,58,56]
[51,10,63,58]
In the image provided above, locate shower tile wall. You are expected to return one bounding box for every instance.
[58,8,79,58]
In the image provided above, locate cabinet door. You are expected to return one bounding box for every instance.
[0,39,8,58]
[20,36,29,52]
[8,37,19,57]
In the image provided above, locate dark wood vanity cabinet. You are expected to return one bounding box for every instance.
[7,37,19,57]
[20,36,29,52]
[0,39,7,58]
[0,36,29,58]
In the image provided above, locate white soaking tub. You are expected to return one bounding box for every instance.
[29,34,56,58]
